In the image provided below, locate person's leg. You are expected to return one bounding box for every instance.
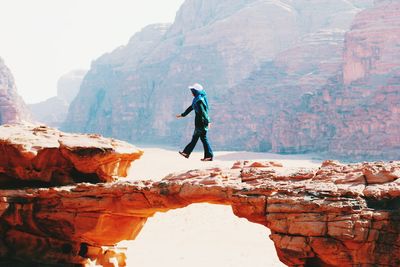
[182,129,201,156]
[200,130,213,159]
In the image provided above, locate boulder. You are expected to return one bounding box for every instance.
[0,124,143,186]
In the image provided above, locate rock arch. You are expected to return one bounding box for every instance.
[0,125,399,266]
[1,160,400,267]
[122,203,281,267]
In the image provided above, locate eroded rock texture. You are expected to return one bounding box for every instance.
[343,0,400,85]
[276,0,400,160]
[1,151,400,266]
[0,124,143,186]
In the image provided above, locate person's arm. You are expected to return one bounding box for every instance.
[176,105,193,118]
[198,101,210,126]
[181,105,193,117]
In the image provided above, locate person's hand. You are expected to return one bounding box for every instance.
[176,114,183,118]
[208,123,212,129]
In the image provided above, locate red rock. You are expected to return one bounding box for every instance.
[0,124,143,185]
[249,162,269,168]
[270,161,283,167]
[0,159,399,266]
[270,234,314,266]
[343,1,400,85]
[362,164,400,184]
[231,161,242,169]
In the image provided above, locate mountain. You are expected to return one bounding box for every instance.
[320,0,400,160]
[63,0,399,160]
[0,58,30,124]
[63,0,361,139]
[29,69,86,127]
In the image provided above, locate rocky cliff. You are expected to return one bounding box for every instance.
[0,58,30,124]
[62,0,365,152]
[1,124,400,266]
[326,0,400,160]
[343,0,400,85]
[211,28,349,152]
[272,0,400,160]
[29,70,87,128]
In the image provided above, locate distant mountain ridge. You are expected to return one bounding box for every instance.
[29,69,86,128]
[62,0,400,161]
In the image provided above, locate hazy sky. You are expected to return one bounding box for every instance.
[0,0,185,103]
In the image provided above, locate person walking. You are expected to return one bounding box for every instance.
[176,83,214,161]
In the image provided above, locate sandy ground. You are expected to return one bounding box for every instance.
[120,148,321,267]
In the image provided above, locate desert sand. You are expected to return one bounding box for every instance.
[121,148,321,267]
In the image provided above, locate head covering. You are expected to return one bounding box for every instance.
[189,83,204,91]
[189,83,209,112]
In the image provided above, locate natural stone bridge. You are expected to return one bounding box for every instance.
[0,124,399,266]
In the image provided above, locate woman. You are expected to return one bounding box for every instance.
[176,83,214,161]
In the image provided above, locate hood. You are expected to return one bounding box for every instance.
[191,88,206,97]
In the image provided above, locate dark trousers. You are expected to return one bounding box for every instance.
[183,128,214,158]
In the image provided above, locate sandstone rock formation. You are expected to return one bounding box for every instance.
[1,125,400,266]
[343,0,400,85]
[329,0,400,160]
[0,58,31,124]
[273,0,400,160]
[211,28,349,152]
[29,69,87,128]
[0,124,143,186]
[62,0,365,154]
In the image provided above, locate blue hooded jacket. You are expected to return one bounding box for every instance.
[181,88,211,130]
[191,88,209,113]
